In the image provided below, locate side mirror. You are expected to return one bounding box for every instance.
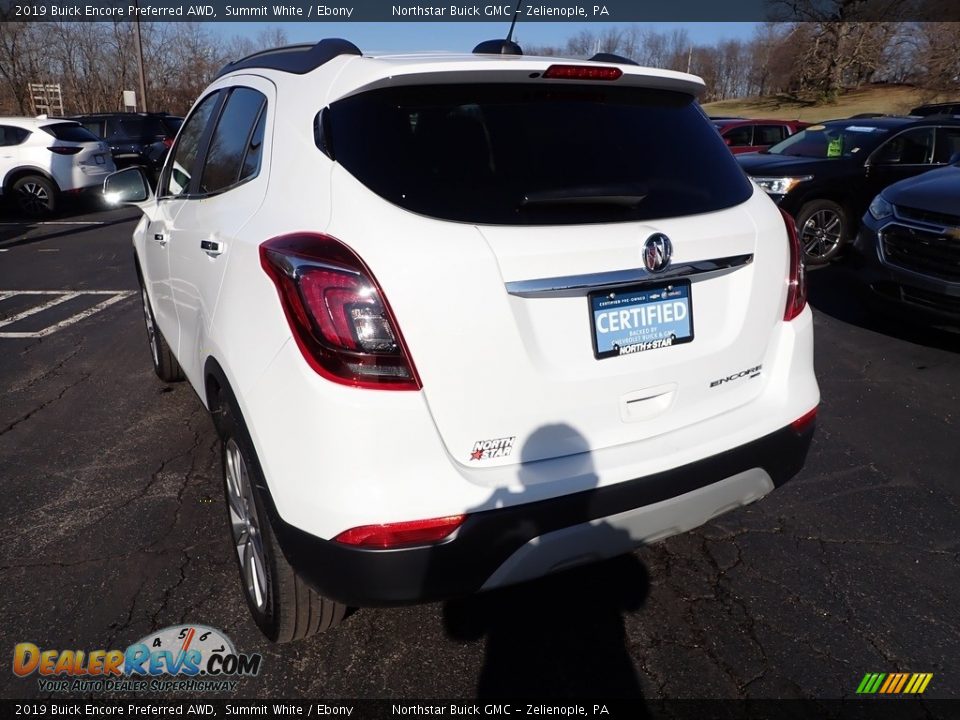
[950,151,960,165]
[103,166,153,206]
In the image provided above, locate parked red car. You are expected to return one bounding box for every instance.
[713,118,809,154]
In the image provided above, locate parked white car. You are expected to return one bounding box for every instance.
[106,39,819,643]
[0,116,115,216]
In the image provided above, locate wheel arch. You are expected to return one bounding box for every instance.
[3,166,61,194]
[795,191,859,230]
[204,354,287,528]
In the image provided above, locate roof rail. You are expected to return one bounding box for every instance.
[589,52,638,66]
[216,38,362,79]
[473,39,523,56]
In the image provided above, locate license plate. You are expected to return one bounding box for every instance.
[589,280,694,359]
[95,154,105,165]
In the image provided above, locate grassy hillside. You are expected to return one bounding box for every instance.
[701,85,953,122]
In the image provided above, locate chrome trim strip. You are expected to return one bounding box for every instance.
[505,254,754,298]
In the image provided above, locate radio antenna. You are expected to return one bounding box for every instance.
[505,0,523,45]
[472,0,524,55]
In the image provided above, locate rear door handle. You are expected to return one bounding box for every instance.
[201,239,223,257]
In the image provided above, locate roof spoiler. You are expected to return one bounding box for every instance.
[216,39,362,79]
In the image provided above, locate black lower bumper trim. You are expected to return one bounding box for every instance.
[270,421,815,607]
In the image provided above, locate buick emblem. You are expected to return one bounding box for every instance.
[643,233,672,273]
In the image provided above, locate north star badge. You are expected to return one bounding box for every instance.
[470,436,516,461]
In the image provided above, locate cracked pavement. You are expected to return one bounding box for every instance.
[0,212,958,702]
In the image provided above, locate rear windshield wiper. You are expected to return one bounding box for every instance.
[520,184,648,209]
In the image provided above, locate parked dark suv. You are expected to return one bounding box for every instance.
[738,117,960,263]
[69,112,182,175]
[910,102,960,117]
[851,161,960,326]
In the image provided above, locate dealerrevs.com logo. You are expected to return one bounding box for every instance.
[12,625,262,693]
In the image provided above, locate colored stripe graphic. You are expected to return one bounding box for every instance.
[856,672,932,695]
[894,673,909,693]
[880,674,896,693]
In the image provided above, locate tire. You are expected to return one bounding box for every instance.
[137,280,184,383]
[217,394,346,643]
[12,174,56,217]
[796,199,848,265]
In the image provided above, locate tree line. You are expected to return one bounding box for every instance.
[0,22,288,115]
[0,20,958,116]
[526,22,960,103]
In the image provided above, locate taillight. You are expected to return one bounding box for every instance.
[259,233,421,390]
[333,515,466,549]
[791,406,817,433]
[543,64,623,81]
[48,146,81,155]
[781,208,807,321]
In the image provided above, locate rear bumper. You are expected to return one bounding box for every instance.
[270,419,814,607]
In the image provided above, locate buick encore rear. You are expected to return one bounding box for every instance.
[106,40,819,642]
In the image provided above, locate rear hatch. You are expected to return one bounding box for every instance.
[325,73,788,468]
[41,122,112,172]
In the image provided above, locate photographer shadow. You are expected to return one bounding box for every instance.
[442,424,652,704]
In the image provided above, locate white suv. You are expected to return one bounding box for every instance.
[105,39,819,643]
[1,116,115,216]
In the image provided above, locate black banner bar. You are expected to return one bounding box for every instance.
[1,0,959,22]
[1,699,957,719]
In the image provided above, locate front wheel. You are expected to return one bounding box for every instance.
[796,200,848,265]
[138,280,184,382]
[219,397,346,643]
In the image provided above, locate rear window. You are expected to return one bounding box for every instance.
[41,123,100,143]
[113,117,169,140]
[327,84,753,225]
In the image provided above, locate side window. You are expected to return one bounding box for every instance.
[755,125,786,145]
[872,127,935,165]
[240,110,266,183]
[724,126,753,147]
[106,119,123,139]
[80,122,103,138]
[161,91,221,197]
[934,127,960,164]
[0,125,28,146]
[199,87,267,194]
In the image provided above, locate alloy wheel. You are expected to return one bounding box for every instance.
[800,209,843,260]
[16,181,52,215]
[140,288,160,368]
[225,438,268,611]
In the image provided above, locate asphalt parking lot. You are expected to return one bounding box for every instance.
[0,202,958,702]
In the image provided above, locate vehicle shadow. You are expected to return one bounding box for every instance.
[439,425,652,705]
[808,262,960,353]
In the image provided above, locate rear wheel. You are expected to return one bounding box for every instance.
[12,175,56,217]
[796,200,848,265]
[218,395,346,643]
[138,281,184,382]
